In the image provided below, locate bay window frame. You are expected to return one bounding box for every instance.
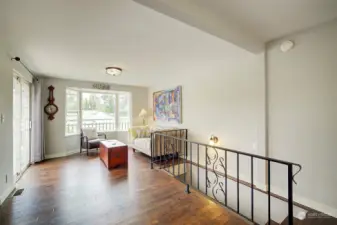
[65,88,131,137]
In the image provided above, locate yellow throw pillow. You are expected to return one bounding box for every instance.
[129,126,150,139]
[128,128,139,139]
[143,126,151,138]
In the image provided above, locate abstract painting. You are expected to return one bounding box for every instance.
[153,86,182,123]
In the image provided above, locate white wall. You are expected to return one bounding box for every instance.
[267,20,337,216]
[42,77,148,158]
[0,0,14,204]
[0,32,36,205]
[148,48,266,187]
[148,19,337,217]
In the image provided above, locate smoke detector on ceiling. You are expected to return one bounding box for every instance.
[280,40,295,53]
[106,67,122,76]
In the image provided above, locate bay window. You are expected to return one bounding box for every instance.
[65,88,131,136]
[65,89,80,135]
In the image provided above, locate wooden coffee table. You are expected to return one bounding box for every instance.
[99,140,128,169]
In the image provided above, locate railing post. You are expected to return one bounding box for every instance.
[185,130,188,158]
[184,140,186,183]
[288,165,293,225]
[225,150,227,206]
[251,156,254,222]
[205,147,208,196]
[164,135,167,171]
[190,142,192,187]
[237,153,240,213]
[150,133,154,169]
[177,137,180,177]
[197,144,199,190]
[160,133,163,169]
[185,184,190,194]
[173,136,175,176]
[268,160,271,225]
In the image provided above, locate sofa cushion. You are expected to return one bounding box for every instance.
[134,138,151,155]
[128,126,150,140]
[88,139,105,143]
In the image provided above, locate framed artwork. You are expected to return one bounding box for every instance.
[153,86,182,123]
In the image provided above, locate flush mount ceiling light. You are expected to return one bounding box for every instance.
[106,67,122,76]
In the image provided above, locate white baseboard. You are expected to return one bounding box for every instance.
[45,149,80,159]
[45,152,66,159]
[203,166,337,218]
[271,186,337,218]
[223,168,337,218]
[67,149,81,156]
[0,185,16,205]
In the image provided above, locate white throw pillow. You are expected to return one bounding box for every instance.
[82,128,98,140]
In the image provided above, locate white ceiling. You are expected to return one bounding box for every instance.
[5,0,337,87]
[135,0,337,52]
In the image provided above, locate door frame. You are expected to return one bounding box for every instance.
[13,70,32,182]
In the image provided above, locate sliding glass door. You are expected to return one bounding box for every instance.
[13,76,31,181]
[21,81,31,171]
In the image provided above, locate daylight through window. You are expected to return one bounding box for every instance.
[65,89,131,135]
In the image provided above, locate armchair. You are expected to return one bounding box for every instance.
[80,128,107,156]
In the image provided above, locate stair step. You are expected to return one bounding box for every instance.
[281,215,337,225]
[281,217,301,225]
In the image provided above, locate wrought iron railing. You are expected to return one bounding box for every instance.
[150,131,302,225]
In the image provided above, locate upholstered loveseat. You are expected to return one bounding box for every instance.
[128,126,187,158]
[128,126,152,156]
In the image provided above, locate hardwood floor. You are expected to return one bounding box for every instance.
[0,149,248,225]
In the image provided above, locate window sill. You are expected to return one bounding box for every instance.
[65,133,80,137]
[104,130,129,133]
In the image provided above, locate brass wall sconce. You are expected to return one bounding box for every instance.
[209,135,218,145]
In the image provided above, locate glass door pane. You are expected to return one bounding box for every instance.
[13,77,31,181]
[65,89,80,135]
[13,77,21,179]
[118,93,130,131]
[21,81,30,171]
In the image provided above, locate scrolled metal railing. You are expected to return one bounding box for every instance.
[150,131,302,225]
